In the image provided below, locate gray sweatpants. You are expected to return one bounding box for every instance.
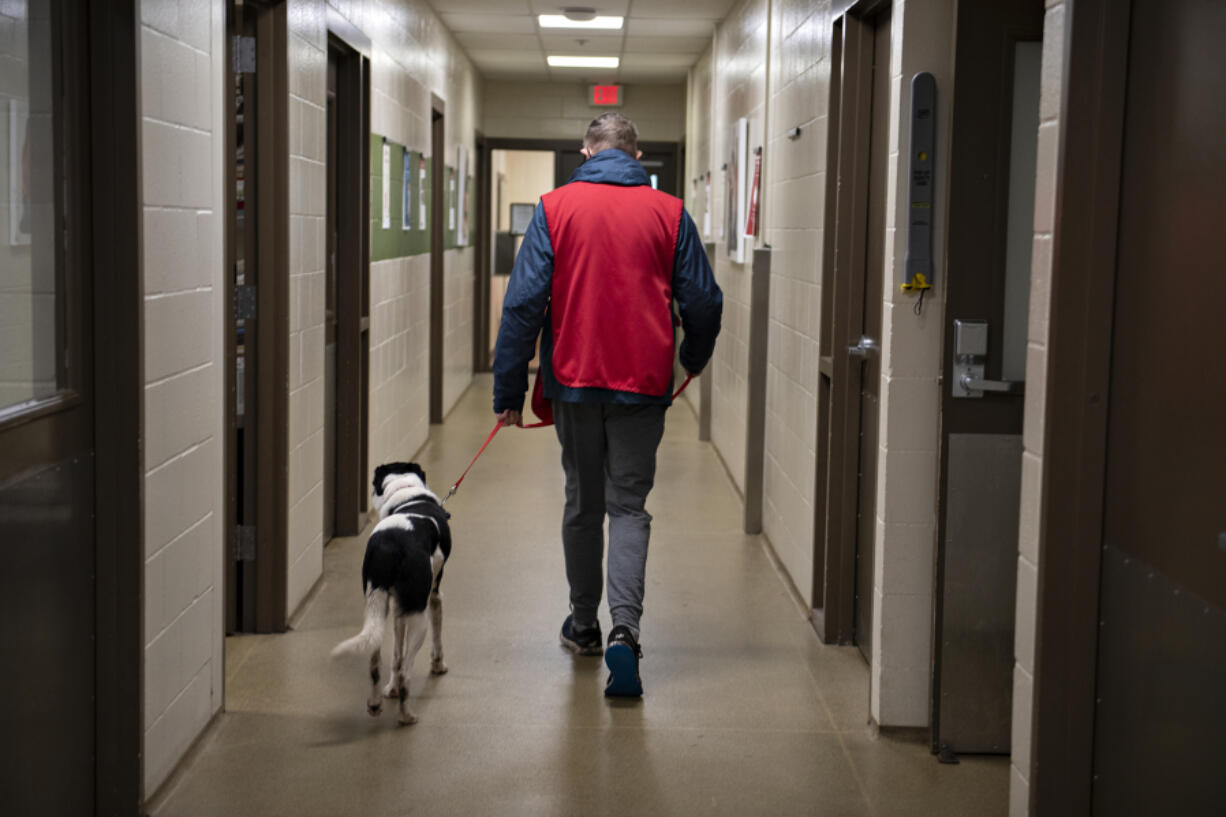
[553,401,667,639]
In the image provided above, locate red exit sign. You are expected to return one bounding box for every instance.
[591,84,622,106]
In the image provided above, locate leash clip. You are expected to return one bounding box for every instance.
[440,484,458,506]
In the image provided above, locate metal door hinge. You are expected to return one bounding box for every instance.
[234,525,257,561]
[233,35,256,73]
[235,284,257,320]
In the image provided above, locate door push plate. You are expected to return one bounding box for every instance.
[952,319,1024,398]
[953,319,989,398]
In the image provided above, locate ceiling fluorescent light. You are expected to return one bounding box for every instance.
[547,55,620,68]
[539,14,624,29]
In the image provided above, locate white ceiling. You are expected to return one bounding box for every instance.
[429,0,735,83]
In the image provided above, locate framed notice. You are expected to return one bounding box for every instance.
[380,139,390,230]
[725,117,748,263]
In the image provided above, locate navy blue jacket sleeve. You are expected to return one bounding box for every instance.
[672,209,723,374]
[492,203,554,414]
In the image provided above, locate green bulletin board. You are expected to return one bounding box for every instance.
[370,133,476,261]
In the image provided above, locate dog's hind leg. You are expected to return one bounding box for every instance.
[429,590,447,675]
[397,613,428,725]
[367,649,383,716]
[384,606,407,699]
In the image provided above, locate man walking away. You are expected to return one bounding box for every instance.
[492,112,723,698]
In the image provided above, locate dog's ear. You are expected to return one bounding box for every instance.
[372,464,394,496]
[407,463,426,483]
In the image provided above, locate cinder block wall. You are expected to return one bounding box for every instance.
[708,0,768,498]
[139,0,225,796]
[760,0,833,608]
[682,49,713,421]
[286,0,329,616]
[867,0,954,728]
[296,1,482,620]
[694,0,962,727]
[1010,1,1068,813]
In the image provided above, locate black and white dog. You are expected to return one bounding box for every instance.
[332,462,451,725]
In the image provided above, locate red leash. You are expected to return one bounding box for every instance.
[440,376,694,505]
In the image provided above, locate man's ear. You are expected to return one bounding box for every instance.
[580,146,592,159]
[635,150,643,160]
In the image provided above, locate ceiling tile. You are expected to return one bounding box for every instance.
[629,0,737,18]
[428,0,531,14]
[538,31,624,51]
[615,52,698,69]
[470,49,549,68]
[456,32,542,50]
[529,0,631,14]
[626,18,716,38]
[440,13,537,34]
[622,35,709,54]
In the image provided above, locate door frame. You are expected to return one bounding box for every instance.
[1028,0,1129,811]
[812,3,884,645]
[325,23,371,536]
[224,0,290,633]
[473,133,491,372]
[930,0,1041,756]
[429,97,445,423]
[89,1,144,809]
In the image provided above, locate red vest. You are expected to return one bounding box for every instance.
[541,181,683,396]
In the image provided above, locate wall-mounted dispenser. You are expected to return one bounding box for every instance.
[903,72,936,294]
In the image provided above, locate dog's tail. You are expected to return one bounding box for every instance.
[331,587,388,658]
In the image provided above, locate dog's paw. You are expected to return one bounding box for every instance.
[430,659,449,676]
[367,701,383,717]
[397,711,418,726]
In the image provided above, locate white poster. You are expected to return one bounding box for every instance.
[401,147,411,230]
[456,145,468,245]
[702,173,712,238]
[380,140,390,230]
[8,99,29,246]
[448,168,456,230]
[418,156,428,230]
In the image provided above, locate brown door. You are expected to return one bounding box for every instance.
[325,34,369,537]
[813,6,889,649]
[324,51,338,541]
[1090,0,1226,810]
[932,0,1042,756]
[226,0,289,633]
[0,9,95,812]
[0,5,141,811]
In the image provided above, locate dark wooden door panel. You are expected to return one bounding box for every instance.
[1092,0,1226,809]
[853,5,890,662]
[0,457,95,815]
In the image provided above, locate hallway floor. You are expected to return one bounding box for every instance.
[150,375,1007,817]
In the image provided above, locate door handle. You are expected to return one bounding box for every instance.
[958,374,1024,394]
[847,336,879,358]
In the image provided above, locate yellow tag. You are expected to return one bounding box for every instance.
[901,272,932,292]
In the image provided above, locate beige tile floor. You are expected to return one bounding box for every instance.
[149,375,1007,817]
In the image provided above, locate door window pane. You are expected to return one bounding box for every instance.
[0,3,58,413]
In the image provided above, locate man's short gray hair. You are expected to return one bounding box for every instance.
[584,112,638,156]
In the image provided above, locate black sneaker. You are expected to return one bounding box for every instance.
[604,625,643,697]
[559,615,603,656]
